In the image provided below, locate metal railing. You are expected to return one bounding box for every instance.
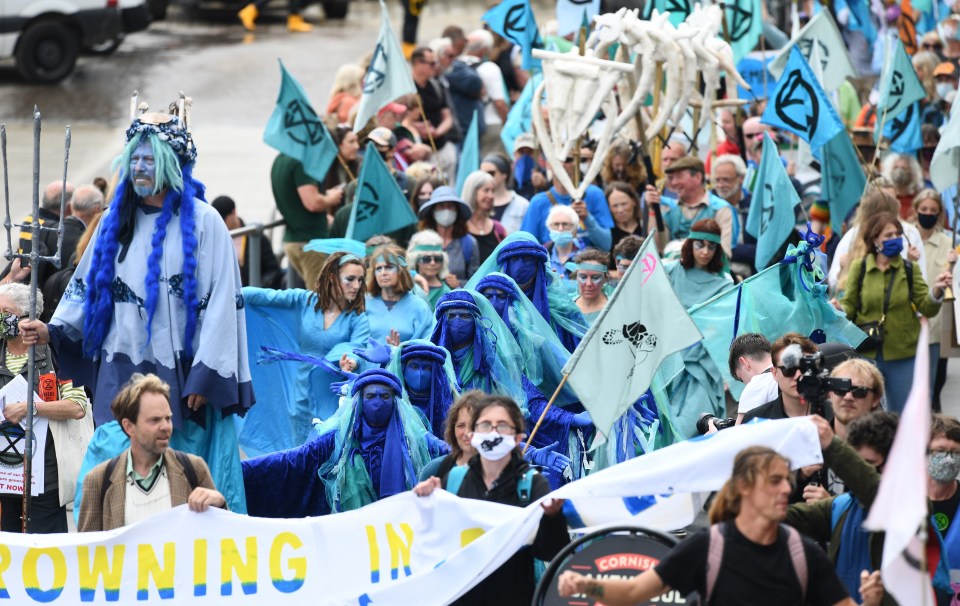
[228,219,285,287]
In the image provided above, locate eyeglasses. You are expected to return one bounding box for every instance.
[923,43,944,50]
[446,311,473,321]
[419,255,443,264]
[576,272,607,284]
[474,421,516,435]
[778,365,800,377]
[548,222,576,230]
[832,386,876,399]
[693,240,718,252]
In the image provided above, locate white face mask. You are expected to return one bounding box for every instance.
[937,82,955,101]
[434,208,457,227]
[470,432,516,461]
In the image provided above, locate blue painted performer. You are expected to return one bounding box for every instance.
[242,369,448,517]
[385,340,459,438]
[365,244,435,345]
[23,96,255,515]
[467,232,588,352]
[240,251,370,455]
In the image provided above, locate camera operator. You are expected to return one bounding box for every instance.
[557,416,856,606]
[728,333,778,424]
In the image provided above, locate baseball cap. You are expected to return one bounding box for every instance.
[367,127,397,148]
[513,132,536,154]
[934,62,958,78]
[378,102,407,117]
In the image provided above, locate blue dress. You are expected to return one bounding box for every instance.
[365,293,435,344]
[240,287,370,455]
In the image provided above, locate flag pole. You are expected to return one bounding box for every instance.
[521,373,571,454]
[872,106,889,172]
[336,154,356,182]
[413,93,444,182]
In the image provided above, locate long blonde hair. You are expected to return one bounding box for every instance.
[708,446,792,524]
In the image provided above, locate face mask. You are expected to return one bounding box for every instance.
[878,237,904,258]
[130,140,157,197]
[504,256,539,287]
[447,312,475,346]
[917,212,940,230]
[0,312,19,340]
[929,451,960,482]
[470,431,516,461]
[361,385,395,427]
[402,359,433,395]
[434,209,457,227]
[549,230,575,247]
[937,82,955,101]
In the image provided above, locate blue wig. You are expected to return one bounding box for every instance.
[82,120,205,360]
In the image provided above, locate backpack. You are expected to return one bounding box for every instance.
[705,522,807,605]
[99,450,199,507]
[445,464,537,505]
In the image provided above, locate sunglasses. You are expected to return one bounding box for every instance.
[777,365,800,377]
[832,386,875,399]
[419,255,443,264]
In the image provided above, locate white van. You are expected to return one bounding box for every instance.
[0,0,151,83]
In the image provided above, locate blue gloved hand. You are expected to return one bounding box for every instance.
[353,337,392,367]
[524,441,572,475]
[329,370,359,396]
[572,410,593,429]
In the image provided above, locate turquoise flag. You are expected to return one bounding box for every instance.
[352,0,417,132]
[745,132,800,269]
[456,110,480,196]
[689,248,867,400]
[557,0,599,37]
[820,129,867,236]
[482,0,543,70]
[882,101,924,154]
[263,61,338,183]
[346,143,418,242]
[877,39,925,119]
[642,0,690,26]
[768,11,857,93]
[563,236,702,437]
[725,0,764,62]
[762,46,844,151]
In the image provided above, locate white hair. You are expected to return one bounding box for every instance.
[429,37,453,59]
[881,153,923,192]
[466,29,494,54]
[546,204,580,229]
[0,282,42,316]
[73,184,105,214]
[461,170,495,214]
[407,229,449,279]
[712,154,747,179]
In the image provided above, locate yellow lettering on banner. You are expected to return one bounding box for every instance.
[220,537,257,596]
[0,544,10,598]
[137,543,175,600]
[193,539,208,597]
[460,528,485,547]
[385,524,414,580]
[77,545,125,602]
[23,547,67,602]
[269,532,305,594]
[364,526,380,583]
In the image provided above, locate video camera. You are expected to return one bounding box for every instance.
[695,413,737,435]
[790,349,852,415]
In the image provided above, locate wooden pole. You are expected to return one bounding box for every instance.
[522,374,571,454]
[414,93,444,182]
[336,154,356,182]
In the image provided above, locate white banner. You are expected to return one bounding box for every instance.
[0,417,822,605]
[0,375,48,495]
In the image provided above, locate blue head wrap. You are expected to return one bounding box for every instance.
[386,340,460,437]
[83,115,205,360]
[351,368,403,397]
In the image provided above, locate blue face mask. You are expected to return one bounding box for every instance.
[402,359,433,395]
[446,310,475,347]
[480,287,511,317]
[549,230,575,247]
[878,237,904,258]
[130,140,157,197]
[504,255,539,288]
[361,385,395,427]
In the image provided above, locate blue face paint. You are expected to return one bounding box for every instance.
[504,255,539,288]
[361,384,395,427]
[446,310,475,347]
[480,287,511,317]
[402,358,434,395]
[130,140,157,197]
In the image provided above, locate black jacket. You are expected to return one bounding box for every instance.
[442,452,569,606]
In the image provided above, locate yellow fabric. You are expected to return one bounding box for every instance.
[238,4,258,31]
[287,14,313,32]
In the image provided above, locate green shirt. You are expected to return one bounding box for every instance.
[126,451,163,491]
[842,254,941,361]
[271,154,328,243]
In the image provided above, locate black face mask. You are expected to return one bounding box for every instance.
[917,212,940,230]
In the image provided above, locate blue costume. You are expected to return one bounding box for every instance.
[62,107,253,516]
[365,292,435,344]
[665,263,733,438]
[467,232,588,352]
[520,184,614,250]
[385,340,460,438]
[240,287,370,455]
[242,369,448,517]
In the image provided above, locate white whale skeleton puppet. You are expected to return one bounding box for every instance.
[532,3,751,201]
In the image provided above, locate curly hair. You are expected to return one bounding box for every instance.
[314,252,366,315]
[601,141,646,190]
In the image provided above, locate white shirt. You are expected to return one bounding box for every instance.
[461,56,507,128]
[737,370,780,416]
[827,221,928,293]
